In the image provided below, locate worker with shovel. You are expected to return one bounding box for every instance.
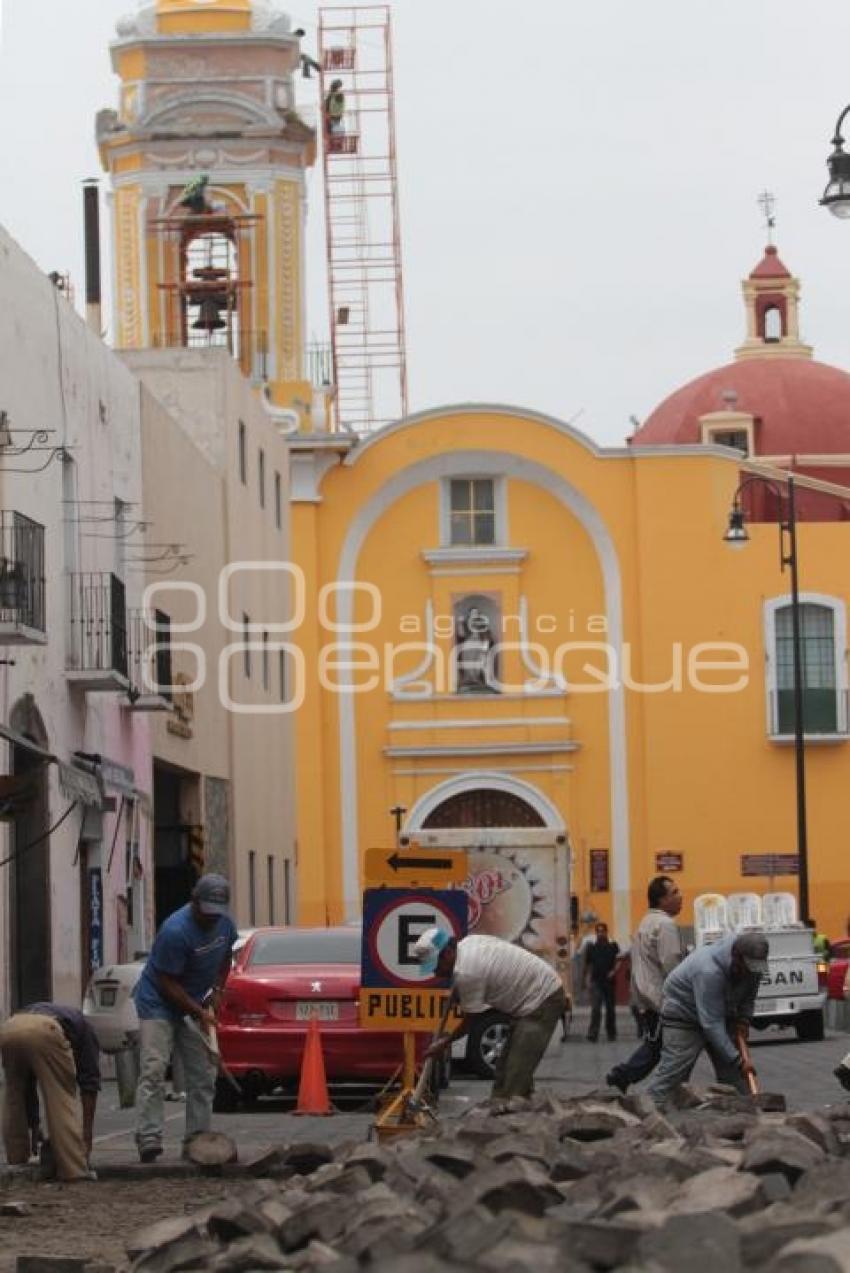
[413,928,566,1102]
[133,874,237,1163]
[647,932,769,1107]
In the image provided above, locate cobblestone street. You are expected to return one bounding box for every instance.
[85,1012,850,1165]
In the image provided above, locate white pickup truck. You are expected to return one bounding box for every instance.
[694,892,828,1041]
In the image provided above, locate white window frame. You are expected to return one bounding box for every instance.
[762,593,848,739]
[440,475,507,549]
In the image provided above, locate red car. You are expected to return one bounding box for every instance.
[827,939,850,1001]
[216,926,428,1107]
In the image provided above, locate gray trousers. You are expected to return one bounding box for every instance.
[493,988,566,1100]
[647,1021,749,1106]
[135,1017,217,1149]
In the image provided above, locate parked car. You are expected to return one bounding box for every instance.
[82,959,145,1054]
[215,925,437,1109]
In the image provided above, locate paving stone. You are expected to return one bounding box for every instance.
[126,1216,203,1261]
[278,1143,334,1177]
[558,1105,640,1143]
[793,1160,850,1209]
[416,1204,512,1262]
[739,1211,841,1267]
[205,1197,273,1242]
[558,1219,644,1269]
[469,1158,563,1216]
[771,1228,850,1272]
[343,1142,392,1181]
[596,1175,676,1218]
[636,1212,741,1272]
[421,1140,479,1178]
[17,1262,94,1273]
[484,1133,556,1169]
[755,1091,788,1113]
[758,1170,793,1203]
[131,1230,218,1273]
[669,1165,764,1216]
[741,1125,826,1183]
[785,1112,841,1156]
[183,1131,238,1168]
[476,1240,565,1272]
[278,1192,352,1250]
[207,1234,288,1271]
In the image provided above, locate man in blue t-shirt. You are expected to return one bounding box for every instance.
[134,874,237,1162]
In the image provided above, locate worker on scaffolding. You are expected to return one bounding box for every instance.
[324,80,346,136]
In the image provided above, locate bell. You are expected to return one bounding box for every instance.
[192,297,226,331]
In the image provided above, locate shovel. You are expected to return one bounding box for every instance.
[183,1015,242,1094]
[406,989,458,1116]
[736,1026,759,1096]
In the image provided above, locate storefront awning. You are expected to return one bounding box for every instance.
[58,761,103,809]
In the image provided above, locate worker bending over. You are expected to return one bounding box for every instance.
[0,1003,100,1181]
[648,931,769,1106]
[414,929,566,1101]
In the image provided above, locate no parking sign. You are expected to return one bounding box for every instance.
[359,888,467,1031]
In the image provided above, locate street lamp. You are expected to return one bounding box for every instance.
[820,105,850,218]
[723,474,810,923]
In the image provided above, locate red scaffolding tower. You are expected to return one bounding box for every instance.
[318,5,408,432]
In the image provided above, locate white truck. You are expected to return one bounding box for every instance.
[398,827,573,1075]
[694,891,827,1041]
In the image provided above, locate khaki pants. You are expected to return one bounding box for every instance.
[492,987,566,1100]
[0,1014,89,1181]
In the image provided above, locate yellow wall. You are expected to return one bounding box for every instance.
[293,407,850,941]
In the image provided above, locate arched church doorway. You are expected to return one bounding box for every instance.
[405,775,569,956]
[8,696,51,1007]
[422,787,546,829]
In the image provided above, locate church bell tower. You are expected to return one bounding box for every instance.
[97,0,317,409]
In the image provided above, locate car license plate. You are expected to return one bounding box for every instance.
[98,987,117,1008]
[295,1001,338,1021]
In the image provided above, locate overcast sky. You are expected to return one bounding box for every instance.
[3,1,850,444]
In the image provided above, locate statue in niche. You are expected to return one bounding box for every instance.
[455,604,497,693]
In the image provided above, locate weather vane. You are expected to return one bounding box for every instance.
[757,190,777,245]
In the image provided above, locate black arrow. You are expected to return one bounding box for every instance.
[387,852,457,873]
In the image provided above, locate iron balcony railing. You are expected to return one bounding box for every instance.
[305,341,334,387]
[68,572,128,678]
[127,608,172,701]
[0,511,46,634]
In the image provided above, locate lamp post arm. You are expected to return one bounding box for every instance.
[831,104,850,148]
[785,478,810,924]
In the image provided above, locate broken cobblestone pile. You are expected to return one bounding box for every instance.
[124,1086,850,1273]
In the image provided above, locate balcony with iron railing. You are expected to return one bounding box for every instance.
[0,512,46,645]
[66,572,129,692]
[126,609,173,712]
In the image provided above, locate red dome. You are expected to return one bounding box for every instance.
[633,357,850,455]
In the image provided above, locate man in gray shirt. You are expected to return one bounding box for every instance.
[607,874,683,1093]
[648,932,769,1106]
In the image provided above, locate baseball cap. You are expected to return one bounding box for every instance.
[733,932,770,976]
[412,925,453,976]
[192,873,231,917]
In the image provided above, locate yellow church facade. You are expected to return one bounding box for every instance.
[292,404,850,942]
[97,1,850,943]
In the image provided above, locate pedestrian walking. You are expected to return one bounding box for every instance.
[647,932,769,1107]
[606,875,684,1092]
[584,922,622,1041]
[413,929,566,1101]
[0,1003,100,1181]
[133,874,237,1163]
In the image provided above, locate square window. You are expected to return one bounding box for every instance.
[448,478,497,546]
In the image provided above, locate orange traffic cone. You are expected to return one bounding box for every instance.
[293,1015,332,1115]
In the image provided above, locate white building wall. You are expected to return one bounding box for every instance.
[0,224,153,1014]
